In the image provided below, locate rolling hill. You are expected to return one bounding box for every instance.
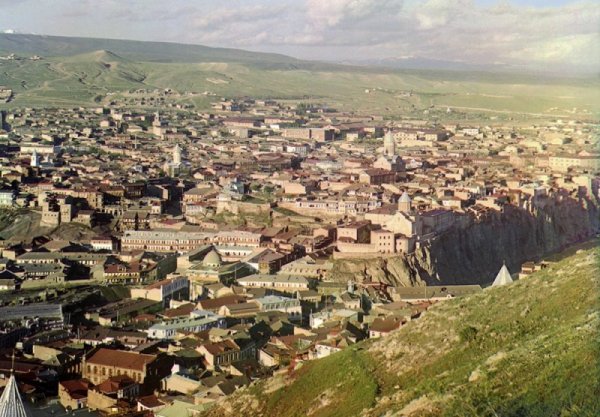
[0,33,339,69]
[0,33,598,117]
[201,244,600,417]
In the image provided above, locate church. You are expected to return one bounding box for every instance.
[336,191,423,256]
[163,144,185,177]
[0,372,30,417]
[365,191,423,239]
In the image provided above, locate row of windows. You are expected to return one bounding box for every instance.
[215,352,240,364]
[241,282,307,288]
[86,365,144,383]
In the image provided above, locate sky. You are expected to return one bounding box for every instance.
[0,0,598,73]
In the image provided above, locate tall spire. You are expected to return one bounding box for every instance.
[0,359,30,417]
[173,144,182,165]
[398,191,412,213]
[30,150,40,168]
[383,130,395,156]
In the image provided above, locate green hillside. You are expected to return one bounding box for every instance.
[0,33,309,68]
[203,245,600,417]
[0,34,598,117]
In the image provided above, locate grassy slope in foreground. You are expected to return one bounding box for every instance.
[203,245,600,417]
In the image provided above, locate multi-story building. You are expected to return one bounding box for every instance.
[359,169,396,185]
[549,154,600,173]
[146,314,226,340]
[130,276,189,306]
[282,128,335,142]
[121,230,214,252]
[252,295,302,319]
[197,339,255,370]
[236,274,310,292]
[20,142,59,155]
[82,348,167,388]
[293,198,381,216]
[121,230,263,252]
[90,236,117,252]
[17,252,107,266]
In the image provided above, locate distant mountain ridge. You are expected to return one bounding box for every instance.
[342,56,515,73]
[0,33,598,115]
[0,33,347,71]
[2,33,594,78]
[342,55,599,77]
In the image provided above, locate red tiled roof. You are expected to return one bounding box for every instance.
[86,348,155,372]
[162,303,195,319]
[370,317,404,333]
[198,295,246,310]
[138,394,164,408]
[200,339,240,355]
[133,313,157,322]
[60,379,90,399]
[145,278,174,289]
[96,375,137,394]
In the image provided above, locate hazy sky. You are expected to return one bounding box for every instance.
[1,0,598,72]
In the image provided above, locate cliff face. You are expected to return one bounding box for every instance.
[330,194,600,286]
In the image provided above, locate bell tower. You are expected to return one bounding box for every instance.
[398,191,412,212]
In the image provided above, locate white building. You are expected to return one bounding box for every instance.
[236,274,310,291]
[147,314,225,340]
[0,190,15,207]
[20,142,59,155]
[90,236,115,252]
[253,295,302,319]
[309,309,359,329]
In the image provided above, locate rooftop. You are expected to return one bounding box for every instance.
[86,348,156,372]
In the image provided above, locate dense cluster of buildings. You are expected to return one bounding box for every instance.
[0,98,596,415]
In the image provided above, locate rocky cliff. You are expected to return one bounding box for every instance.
[0,208,103,243]
[329,194,600,286]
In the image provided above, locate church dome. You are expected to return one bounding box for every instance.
[203,249,222,268]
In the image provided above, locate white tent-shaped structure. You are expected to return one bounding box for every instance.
[492,263,514,287]
[0,373,30,417]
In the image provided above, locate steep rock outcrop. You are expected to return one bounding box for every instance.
[330,194,599,286]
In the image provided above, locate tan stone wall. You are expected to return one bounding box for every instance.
[164,375,202,395]
[88,389,117,413]
[332,251,397,260]
[335,241,379,254]
[59,385,86,410]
